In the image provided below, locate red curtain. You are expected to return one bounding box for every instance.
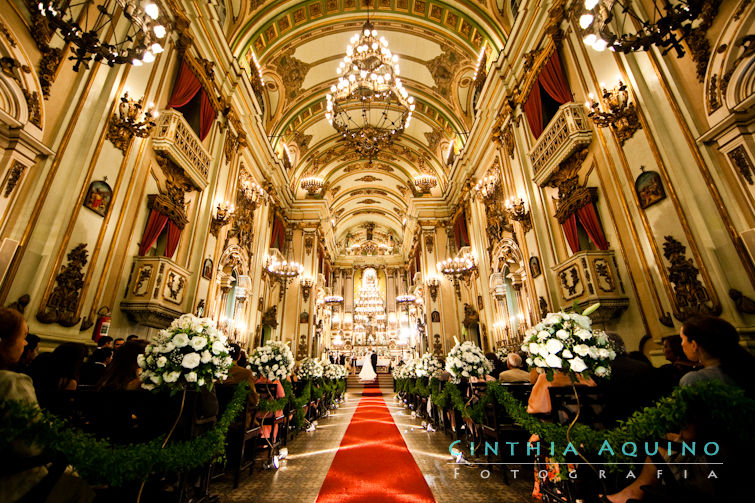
[138,210,169,256]
[523,83,544,139]
[577,204,609,250]
[562,214,580,254]
[167,61,202,109]
[199,91,216,141]
[270,217,285,250]
[165,221,182,258]
[538,51,572,104]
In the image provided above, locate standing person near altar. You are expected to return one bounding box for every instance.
[358,348,377,382]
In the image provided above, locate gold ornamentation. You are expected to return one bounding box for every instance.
[36,243,88,327]
[22,90,42,128]
[424,234,434,253]
[107,92,156,153]
[38,47,62,99]
[707,74,720,112]
[0,20,16,48]
[223,130,238,164]
[271,49,310,103]
[586,81,641,146]
[226,169,265,251]
[663,236,721,321]
[355,175,381,182]
[727,146,754,185]
[210,201,234,237]
[3,161,26,198]
[504,198,532,233]
[304,234,315,255]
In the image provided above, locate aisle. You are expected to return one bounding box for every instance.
[316,388,435,502]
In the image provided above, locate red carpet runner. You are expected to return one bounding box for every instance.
[316,389,435,502]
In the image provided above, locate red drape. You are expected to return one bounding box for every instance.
[523,83,544,139]
[165,220,182,258]
[270,217,285,250]
[562,214,580,254]
[538,51,572,105]
[577,204,609,250]
[168,61,202,109]
[199,90,215,141]
[138,210,169,256]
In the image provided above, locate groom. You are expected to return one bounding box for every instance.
[370,350,378,373]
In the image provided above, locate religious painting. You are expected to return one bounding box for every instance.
[477,295,484,311]
[431,310,440,323]
[83,180,113,217]
[635,170,666,209]
[300,311,309,323]
[529,256,542,278]
[201,258,213,280]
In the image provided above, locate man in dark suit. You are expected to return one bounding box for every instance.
[370,350,378,373]
[338,353,346,365]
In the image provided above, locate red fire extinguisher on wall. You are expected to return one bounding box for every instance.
[92,306,112,343]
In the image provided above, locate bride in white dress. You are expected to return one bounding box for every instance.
[358,349,377,382]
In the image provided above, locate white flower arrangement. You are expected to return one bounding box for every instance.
[139,313,232,392]
[296,357,324,380]
[495,346,509,361]
[415,352,443,379]
[323,363,347,380]
[391,363,405,380]
[445,341,492,380]
[521,304,616,382]
[248,340,295,381]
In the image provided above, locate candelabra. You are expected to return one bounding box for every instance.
[426,276,440,302]
[579,0,717,60]
[265,256,304,300]
[209,201,234,237]
[413,173,437,194]
[300,276,315,302]
[38,1,167,71]
[437,253,477,299]
[240,179,266,206]
[505,197,532,233]
[301,176,324,196]
[474,172,498,200]
[585,80,641,145]
[106,92,156,152]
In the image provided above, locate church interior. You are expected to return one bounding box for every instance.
[0,0,753,502]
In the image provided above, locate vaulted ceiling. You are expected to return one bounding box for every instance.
[224,0,509,256]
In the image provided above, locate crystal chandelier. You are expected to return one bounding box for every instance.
[579,0,716,57]
[325,18,414,160]
[240,179,266,205]
[323,295,344,306]
[265,256,303,300]
[300,176,325,196]
[437,252,477,299]
[38,1,167,71]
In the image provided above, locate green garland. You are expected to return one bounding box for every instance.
[255,378,346,429]
[396,378,755,463]
[0,382,250,487]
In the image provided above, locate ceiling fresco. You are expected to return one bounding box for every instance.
[223,0,507,255]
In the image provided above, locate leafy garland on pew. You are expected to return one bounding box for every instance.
[0,382,250,487]
[256,378,347,428]
[396,377,755,462]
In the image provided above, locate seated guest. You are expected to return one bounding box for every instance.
[485,352,506,379]
[499,353,530,383]
[658,334,698,389]
[527,371,594,414]
[223,344,259,406]
[112,337,125,350]
[14,333,40,375]
[237,349,248,368]
[254,373,285,440]
[679,315,753,395]
[96,336,113,348]
[30,342,87,392]
[79,347,113,386]
[96,340,148,391]
[126,334,138,342]
[0,307,94,503]
[599,332,661,424]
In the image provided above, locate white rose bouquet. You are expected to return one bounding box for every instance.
[248,340,295,381]
[445,341,492,381]
[392,363,405,380]
[139,313,232,392]
[323,363,347,380]
[495,346,509,361]
[296,357,324,380]
[415,352,443,379]
[520,304,616,382]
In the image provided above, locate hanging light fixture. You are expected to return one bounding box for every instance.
[300,176,325,195]
[325,9,413,160]
[37,1,167,71]
[579,0,717,57]
[413,173,437,194]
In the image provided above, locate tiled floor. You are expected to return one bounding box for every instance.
[213,386,534,503]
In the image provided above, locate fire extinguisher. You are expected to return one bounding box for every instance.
[92,306,112,343]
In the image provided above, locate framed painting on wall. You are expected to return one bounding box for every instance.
[635,170,666,209]
[201,258,213,280]
[83,180,113,217]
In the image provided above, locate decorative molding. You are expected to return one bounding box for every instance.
[662,236,721,321]
[687,1,721,82]
[36,243,88,327]
[728,146,754,185]
[3,161,26,198]
[261,305,278,328]
[0,20,17,48]
[729,288,755,314]
[223,129,238,164]
[424,234,434,253]
[304,233,315,255]
[38,47,62,99]
[6,294,30,314]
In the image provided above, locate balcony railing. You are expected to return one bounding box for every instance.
[552,250,628,323]
[529,103,592,186]
[152,110,210,190]
[120,256,191,328]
